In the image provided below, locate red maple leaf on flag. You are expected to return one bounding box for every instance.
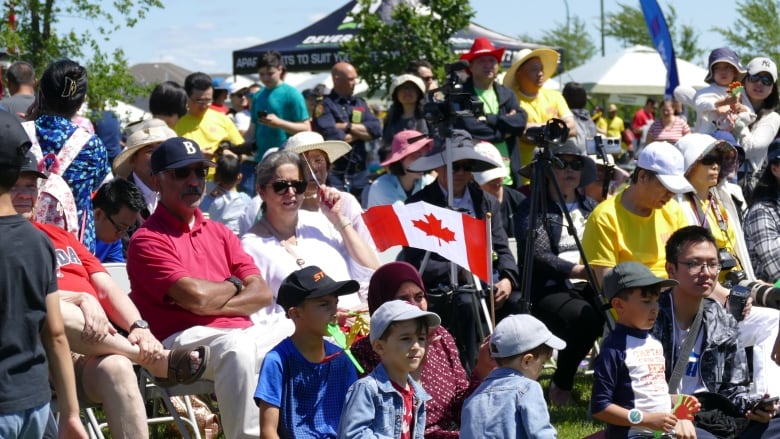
[412,213,456,246]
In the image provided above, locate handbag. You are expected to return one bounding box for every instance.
[692,391,749,439]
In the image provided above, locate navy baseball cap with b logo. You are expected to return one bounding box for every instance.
[277,265,359,312]
[150,136,216,174]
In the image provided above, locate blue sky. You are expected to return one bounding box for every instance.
[58,0,732,74]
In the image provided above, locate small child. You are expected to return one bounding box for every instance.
[693,47,753,133]
[591,261,684,439]
[200,154,250,234]
[460,314,565,439]
[337,300,441,439]
[255,265,360,438]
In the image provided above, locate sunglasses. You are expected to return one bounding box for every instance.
[270,179,308,195]
[747,74,774,86]
[554,157,584,171]
[168,167,208,180]
[451,161,473,172]
[700,153,721,166]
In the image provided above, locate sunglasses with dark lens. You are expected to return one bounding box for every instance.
[170,167,208,180]
[699,153,721,166]
[271,179,308,195]
[451,161,473,172]
[747,74,774,86]
[554,157,584,171]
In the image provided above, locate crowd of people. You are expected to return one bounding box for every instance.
[3,36,780,439]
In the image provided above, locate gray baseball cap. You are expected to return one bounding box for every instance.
[603,261,678,300]
[489,314,566,358]
[369,300,441,342]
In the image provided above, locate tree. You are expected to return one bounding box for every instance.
[713,0,780,64]
[604,2,703,62]
[342,0,473,96]
[520,16,597,72]
[0,0,162,111]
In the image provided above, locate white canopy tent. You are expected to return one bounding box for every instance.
[555,45,709,96]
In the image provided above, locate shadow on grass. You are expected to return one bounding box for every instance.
[539,368,604,439]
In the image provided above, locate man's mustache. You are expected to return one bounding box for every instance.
[183,188,202,196]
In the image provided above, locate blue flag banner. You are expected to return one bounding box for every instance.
[640,0,679,98]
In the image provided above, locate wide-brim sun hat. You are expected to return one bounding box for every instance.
[459,37,506,64]
[389,74,426,98]
[113,118,176,178]
[704,47,745,83]
[675,132,737,175]
[406,129,502,173]
[283,131,351,163]
[382,130,433,167]
[503,48,559,91]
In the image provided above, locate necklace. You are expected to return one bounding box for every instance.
[261,217,305,267]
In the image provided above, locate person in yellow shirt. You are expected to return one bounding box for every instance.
[503,48,576,178]
[600,104,629,152]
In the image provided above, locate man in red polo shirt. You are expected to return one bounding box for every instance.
[127,136,288,439]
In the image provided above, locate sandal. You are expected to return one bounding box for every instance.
[154,345,210,387]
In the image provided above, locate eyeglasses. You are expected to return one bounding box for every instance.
[420,76,434,83]
[107,214,135,236]
[270,179,308,195]
[190,97,213,105]
[451,161,473,173]
[699,153,721,166]
[168,167,208,180]
[747,74,774,86]
[677,260,722,274]
[554,157,584,171]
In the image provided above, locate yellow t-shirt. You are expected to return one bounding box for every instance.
[514,88,572,167]
[175,108,244,154]
[582,188,688,278]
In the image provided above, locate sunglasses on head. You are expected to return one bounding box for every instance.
[554,157,584,171]
[270,179,308,195]
[451,161,473,172]
[169,167,208,180]
[747,74,774,86]
[700,153,721,166]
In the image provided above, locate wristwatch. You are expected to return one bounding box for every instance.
[129,319,149,332]
[226,275,243,294]
[627,408,643,425]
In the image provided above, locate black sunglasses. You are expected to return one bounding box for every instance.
[554,157,584,171]
[270,179,308,195]
[747,74,773,86]
[451,161,473,172]
[169,167,208,180]
[700,153,721,166]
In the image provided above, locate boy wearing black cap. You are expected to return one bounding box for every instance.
[255,266,359,438]
[0,112,86,437]
[591,262,687,438]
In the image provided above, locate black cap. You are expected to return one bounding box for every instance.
[277,266,359,312]
[150,137,216,175]
[0,111,32,169]
[767,139,780,163]
[20,150,47,179]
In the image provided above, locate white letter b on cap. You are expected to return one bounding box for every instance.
[183,141,196,155]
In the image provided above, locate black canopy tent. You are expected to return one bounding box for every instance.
[232,1,548,74]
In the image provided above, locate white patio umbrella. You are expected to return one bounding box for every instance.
[556,45,709,96]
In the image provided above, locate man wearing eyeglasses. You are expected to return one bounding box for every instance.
[651,226,780,439]
[582,141,693,288]
[92,177,146,263]
[127,137,284,439]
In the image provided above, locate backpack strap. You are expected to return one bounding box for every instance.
[49,127,92,176]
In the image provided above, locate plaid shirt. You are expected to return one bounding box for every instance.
[743,198,780,282]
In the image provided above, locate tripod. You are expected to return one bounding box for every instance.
[518,120,614,330]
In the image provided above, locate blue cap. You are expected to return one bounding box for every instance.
[212,77,229,91]
[705,48,745,83]
[150,137,216,174]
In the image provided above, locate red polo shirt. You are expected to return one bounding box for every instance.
[127,206,260,340]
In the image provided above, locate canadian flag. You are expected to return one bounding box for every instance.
[362,201,490,282]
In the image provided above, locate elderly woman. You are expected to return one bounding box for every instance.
[30,58,110,253]
[645,98,691,145]
[514,139,604,406]
[366,129,434,208]
[241,150,379,326]
[381,74,428,150]
[351,262,492,438]
[677,132,780,397]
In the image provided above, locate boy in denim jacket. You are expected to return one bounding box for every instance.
[337,300,441,439]
[461,314,565,439]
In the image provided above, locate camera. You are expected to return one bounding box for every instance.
[423,60,484,126]
[728,284,750,321]
[586,136,623,156]
[524,118,569,149]
[718,248,738,271]
[725,271,780,310]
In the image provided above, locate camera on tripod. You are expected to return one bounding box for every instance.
[423,60,484,126]
[586,136,623,156]
[525,118,569,149]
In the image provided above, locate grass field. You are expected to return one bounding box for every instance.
[540,368,605,439]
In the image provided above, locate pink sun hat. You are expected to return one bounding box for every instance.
[381,129,433,167]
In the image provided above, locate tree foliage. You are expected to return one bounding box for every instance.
[713,0,780,64]
[604,2,703,62]
[342,0,473,96]
[0,0,162,111]
[528,16,597,72]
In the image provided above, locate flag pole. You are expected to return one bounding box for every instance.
[485,212,495,330]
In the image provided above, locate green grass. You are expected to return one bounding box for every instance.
[540,368,605,439]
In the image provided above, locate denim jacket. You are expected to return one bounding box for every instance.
[337,363,431,439]
[460,368,557,439]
